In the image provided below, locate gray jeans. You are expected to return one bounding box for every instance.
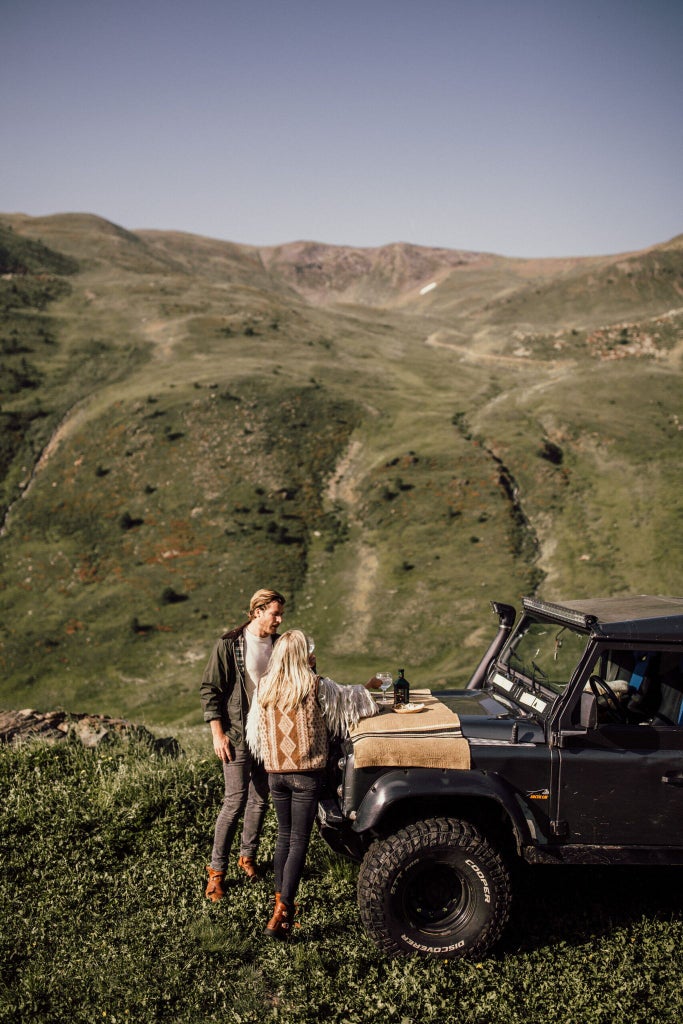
[210,746,269,871]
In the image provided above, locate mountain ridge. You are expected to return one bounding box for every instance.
[7,210,682,305]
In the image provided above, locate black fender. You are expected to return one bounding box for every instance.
[352,768,533,852]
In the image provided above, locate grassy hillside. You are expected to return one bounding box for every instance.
[1,213,682,726]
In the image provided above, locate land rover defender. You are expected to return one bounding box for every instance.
[317,595,683,958]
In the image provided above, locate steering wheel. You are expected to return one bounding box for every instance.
[588,675,626,724]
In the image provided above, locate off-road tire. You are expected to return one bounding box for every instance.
[357,816,511,959]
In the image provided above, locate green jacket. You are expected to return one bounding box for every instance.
[199,624,278,749]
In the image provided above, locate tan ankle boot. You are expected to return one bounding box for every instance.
[272,892,300,929]
[205,865,226,901]
[265,899,291,939]
[237,855,260,882]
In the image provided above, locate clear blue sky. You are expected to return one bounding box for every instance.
[2,0,681,257]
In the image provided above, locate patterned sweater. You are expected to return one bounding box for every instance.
[246,676,378,772]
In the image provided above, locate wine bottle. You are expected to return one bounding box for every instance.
[393,668,410,706]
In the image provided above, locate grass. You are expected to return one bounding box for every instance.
[1,735,682,1024]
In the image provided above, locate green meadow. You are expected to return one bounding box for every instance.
[2,735,682,1024]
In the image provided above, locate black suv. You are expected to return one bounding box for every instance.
[317,595,683,959]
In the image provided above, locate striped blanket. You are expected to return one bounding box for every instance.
[349,689,471,770]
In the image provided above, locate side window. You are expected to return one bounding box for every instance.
[602,649,639,689]
[646,653,683,726]
[588,649,683,726]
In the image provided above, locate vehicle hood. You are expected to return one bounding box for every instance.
[438,689,545,743]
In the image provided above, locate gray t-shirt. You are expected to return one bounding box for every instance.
[243,630,274,702]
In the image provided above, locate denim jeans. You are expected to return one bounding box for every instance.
[268,770,323,907]
[210,746,269,871]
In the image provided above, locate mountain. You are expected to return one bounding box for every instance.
[1,212,682,726]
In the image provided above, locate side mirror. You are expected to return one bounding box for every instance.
[580,691,598,729]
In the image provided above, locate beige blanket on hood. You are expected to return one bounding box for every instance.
[349,689,471,770]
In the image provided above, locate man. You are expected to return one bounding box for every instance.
[200,587,285,901]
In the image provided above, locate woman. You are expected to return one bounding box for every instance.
[246,629,379,939]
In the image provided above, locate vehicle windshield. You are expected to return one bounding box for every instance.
[494,614,588,697]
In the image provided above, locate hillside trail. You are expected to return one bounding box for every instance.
[2,316,193,534]
[316,337,571,641]
[425,328,561,368]
[323,437,379,645]
[426,326,580,410]
[1,395,95,536]
[142,316,193,359]
[662,308,683,364]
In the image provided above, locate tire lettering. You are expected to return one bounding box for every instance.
[465,858,491,903]
[401,934,466,953]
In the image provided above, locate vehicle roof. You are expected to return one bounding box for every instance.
[523,595,683,642]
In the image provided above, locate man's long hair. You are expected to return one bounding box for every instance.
[258,629,315,712]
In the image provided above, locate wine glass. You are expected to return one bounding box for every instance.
[307,636,316,670]
[376,672,393,704]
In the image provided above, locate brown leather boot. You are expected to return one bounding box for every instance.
[265,899,291,939]
[273,892,300,928]
[205,866,226,902]
[237,855,260,882]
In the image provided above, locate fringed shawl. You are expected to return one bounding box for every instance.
[246,675,378,763]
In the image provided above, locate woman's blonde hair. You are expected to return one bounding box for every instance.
[258,629,315,712]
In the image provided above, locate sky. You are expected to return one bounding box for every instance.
[1,0,682,258]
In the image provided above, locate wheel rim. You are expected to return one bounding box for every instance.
[400,860,473,934]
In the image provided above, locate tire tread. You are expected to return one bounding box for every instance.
[357,816,511,959]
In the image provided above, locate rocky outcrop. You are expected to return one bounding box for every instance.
[259,240,490,305]
[0,708,182,756]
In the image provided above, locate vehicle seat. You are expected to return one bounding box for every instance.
[625,653,661,720]
[649,654,683,725]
